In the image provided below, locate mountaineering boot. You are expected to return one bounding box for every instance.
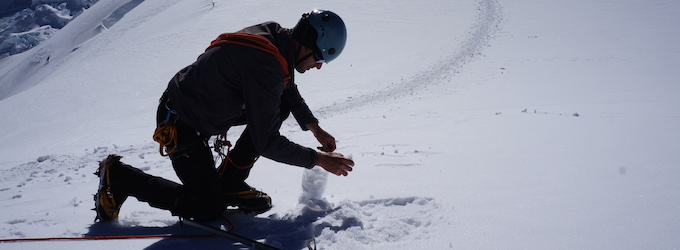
[218,158,271,214]
[224,183,272,214]
[93,154,128,222]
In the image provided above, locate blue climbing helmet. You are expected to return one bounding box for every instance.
[292,9,347,63]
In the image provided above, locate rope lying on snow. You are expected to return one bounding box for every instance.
[0,233,215,243]
[0,215,235,243]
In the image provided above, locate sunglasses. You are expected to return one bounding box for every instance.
[312,52,325,64]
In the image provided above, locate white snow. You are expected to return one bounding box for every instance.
[1,0,679,249]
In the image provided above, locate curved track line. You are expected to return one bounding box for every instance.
[316,0,503,118]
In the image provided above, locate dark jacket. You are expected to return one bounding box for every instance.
[164,22,318,168]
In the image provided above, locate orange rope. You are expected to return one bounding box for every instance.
[152,118,178,156]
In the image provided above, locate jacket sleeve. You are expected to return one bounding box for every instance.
[240,50,318,168]
[282,83,319,131]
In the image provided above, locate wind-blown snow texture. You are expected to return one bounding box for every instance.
[1,0,679,249]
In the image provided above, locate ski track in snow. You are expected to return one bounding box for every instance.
[0,0,501,248]
[316,0,502,118]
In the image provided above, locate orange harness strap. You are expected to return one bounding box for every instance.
[206,32,291,86]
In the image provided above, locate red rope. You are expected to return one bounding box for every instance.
[1,215,235,243]
[206,32,291,86]
[0,233,215,243]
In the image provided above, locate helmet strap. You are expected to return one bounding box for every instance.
[294,43,315,66]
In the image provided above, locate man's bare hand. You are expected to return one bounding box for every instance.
[316,152,354,176]
[307,123,336,152]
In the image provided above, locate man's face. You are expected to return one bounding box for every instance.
[295,45,324,73]
[295,56,323,73]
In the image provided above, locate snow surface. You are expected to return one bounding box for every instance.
[1,0,680,249]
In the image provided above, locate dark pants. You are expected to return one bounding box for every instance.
[111,94,289,221]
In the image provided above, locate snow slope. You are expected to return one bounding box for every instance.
[0,0,100,60]
[1,0,679,249]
